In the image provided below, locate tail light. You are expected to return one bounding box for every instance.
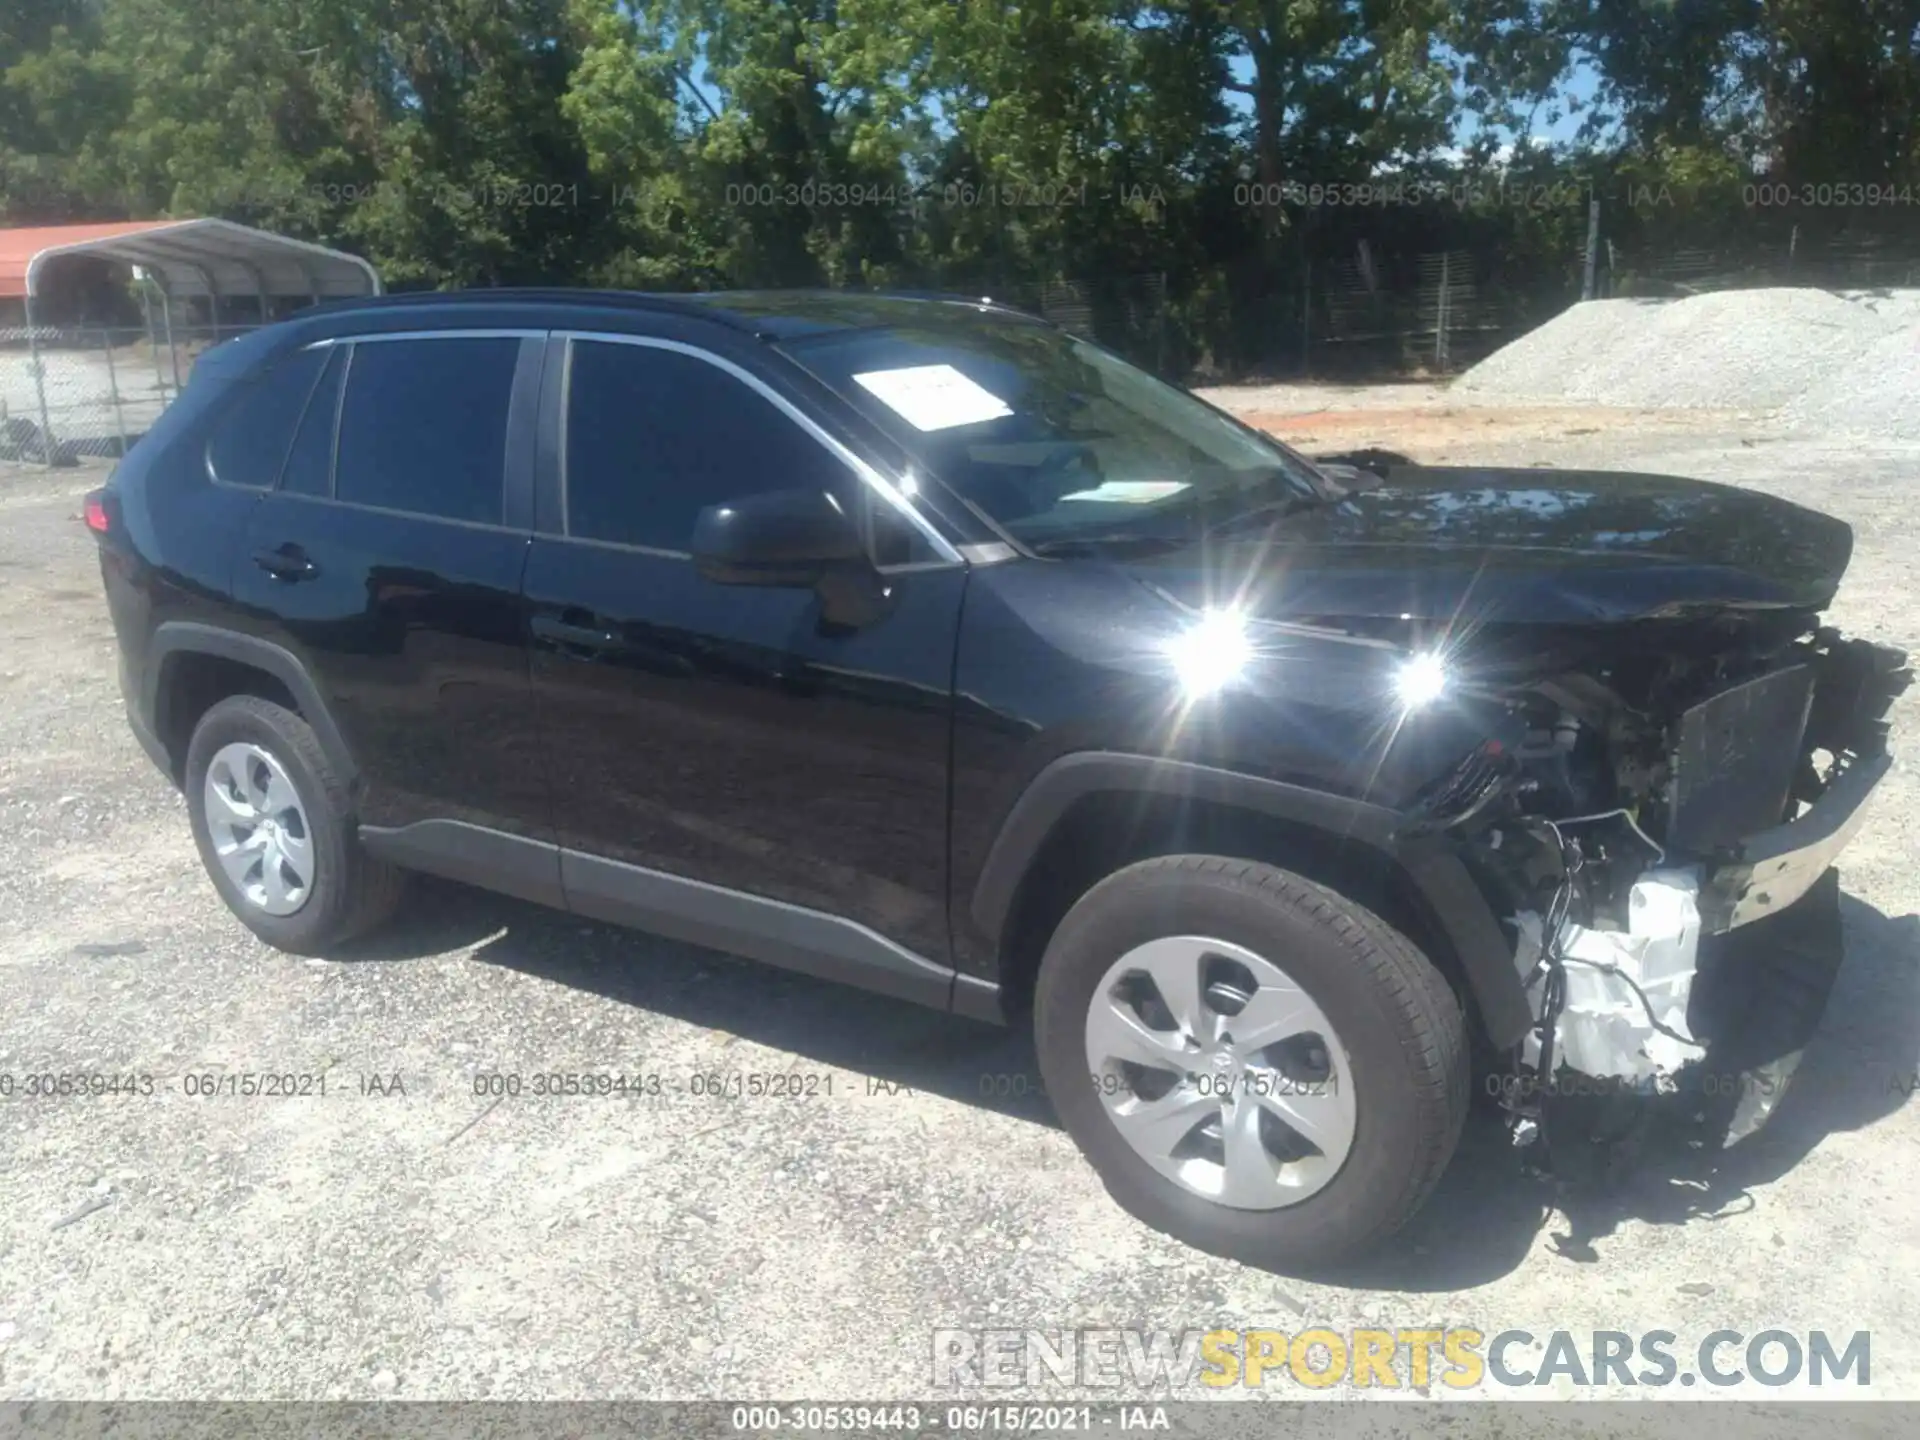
[83,488,113,535]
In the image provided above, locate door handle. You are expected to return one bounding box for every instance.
[531,613,621,654]
[253,544,318,581]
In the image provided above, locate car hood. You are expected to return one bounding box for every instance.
[1128,464,1854,626]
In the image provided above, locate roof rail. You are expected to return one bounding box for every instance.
[298,286,1048,331]
[299,287,720,318]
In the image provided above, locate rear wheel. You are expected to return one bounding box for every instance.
[1034,854,1468,1269]
[184,696,405,953]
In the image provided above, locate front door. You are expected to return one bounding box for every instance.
[523,333,967,991]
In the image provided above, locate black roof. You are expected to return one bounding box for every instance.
[302,287,1045,339]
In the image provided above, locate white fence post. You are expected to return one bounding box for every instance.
[103,330,129,458]
[24,294,55,468]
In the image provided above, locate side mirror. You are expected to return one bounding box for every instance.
[692,488,866,588]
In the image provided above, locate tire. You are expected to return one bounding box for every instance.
[1034,854,1468,1270]
[184,695,405,954]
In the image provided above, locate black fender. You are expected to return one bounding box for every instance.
[147,622,358,786]
[968,751,1533,1050]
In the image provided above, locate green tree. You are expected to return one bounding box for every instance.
[1195,0,1463,192]
[0,0,121,220]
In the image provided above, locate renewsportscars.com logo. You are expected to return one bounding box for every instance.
[932,1327,1871,1391]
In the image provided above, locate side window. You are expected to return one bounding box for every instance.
[204,347,327,488]
[335,337,520,524]
[564,339,930,560]
[280,346,346,497]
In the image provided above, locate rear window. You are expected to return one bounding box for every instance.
[204,347,329,488]
[334,337,519,524]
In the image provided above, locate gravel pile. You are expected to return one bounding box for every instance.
[1785,292,1920,439]
[1455,287,1920,437]
[1451,297,1665,402]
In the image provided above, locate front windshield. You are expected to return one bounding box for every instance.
[780,316,1334,549]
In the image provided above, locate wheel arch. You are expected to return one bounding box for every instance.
[148,623,356,788]
[970,752,1532,1050]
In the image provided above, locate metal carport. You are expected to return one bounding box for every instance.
[0,217,381,309]
[0,218,380,465]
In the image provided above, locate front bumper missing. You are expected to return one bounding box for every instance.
[1689,868,1846,1146]
[1693,633,1908,932]
[1681,636,1899,1142]
[1494,636,1903,1155]
[1697,749,1892,933]
[1682,745,1888,1144]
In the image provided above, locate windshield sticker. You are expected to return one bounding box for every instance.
[852,364,1014,431]
[1058,480,1190,504]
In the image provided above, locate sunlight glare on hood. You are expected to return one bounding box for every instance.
[1393,651,1450,709]
[1166,608,1253,697]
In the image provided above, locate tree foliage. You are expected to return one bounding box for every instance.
[2,0,1914,368]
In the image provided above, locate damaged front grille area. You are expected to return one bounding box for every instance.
[1413,623,1910,935]
[1402,618,1909,1160]
[1666,663,1815,853]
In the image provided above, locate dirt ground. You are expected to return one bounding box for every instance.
[1,388,1917,1414]
[1195,381,1781,465]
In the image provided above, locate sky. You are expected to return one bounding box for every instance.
[1478,64,1607,146]
[1220,51,1608,151]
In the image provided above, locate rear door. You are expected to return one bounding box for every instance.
[230,329,554,878]
[523,330,968,984]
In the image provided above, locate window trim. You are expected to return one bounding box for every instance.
[304,329,542,528]
[270,341,349,499]
[321,343,351,499]
[233,487,536,536]
[553,330,963,566]
[305,329,549,346]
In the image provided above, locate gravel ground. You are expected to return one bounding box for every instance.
[1785,313,1920,440]
[0,403,1917,1411]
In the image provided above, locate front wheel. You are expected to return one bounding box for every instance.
[1034,855,1468,1270]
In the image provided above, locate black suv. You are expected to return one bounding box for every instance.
[89,289,1907,1267]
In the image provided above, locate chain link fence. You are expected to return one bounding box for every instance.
[1312,244,1525,372]
[1040,249,1575,382]
[1604,231,1920,296]
[1,322,256,468]
[1047,227,1920,383]
[1037,274,1171,372]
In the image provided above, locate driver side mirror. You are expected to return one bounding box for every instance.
[692,488,866,588]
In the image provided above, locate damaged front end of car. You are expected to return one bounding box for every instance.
[1396,612,1910,1156]
[1130,458,1909,1158]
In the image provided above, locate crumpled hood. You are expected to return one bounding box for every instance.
[1131,464,1854,626]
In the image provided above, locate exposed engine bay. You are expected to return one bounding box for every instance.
[1399,611,1911,1154]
